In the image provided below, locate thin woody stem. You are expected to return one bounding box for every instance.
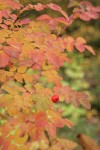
[44,131,52,147]
[57,25,67,37]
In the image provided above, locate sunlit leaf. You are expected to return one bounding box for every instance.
[17,66,27,74]
[14,129,28,145]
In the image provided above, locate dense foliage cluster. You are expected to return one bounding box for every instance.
[0,0,100,149]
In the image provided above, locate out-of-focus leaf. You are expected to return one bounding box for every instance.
[68,1,79,8]
[77,134,100,150]
[0,51,10,68]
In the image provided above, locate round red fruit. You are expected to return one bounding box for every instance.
[51,94,59,103]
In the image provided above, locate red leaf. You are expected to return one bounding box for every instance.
[75,37,86,52]
[7,0,22,10]
[85,45,96,55]
[64,119,74,128]
[46,52,66,68]
[55,86,91,109]
[56,17,70,25]
[10,14,17,20]
[0,24,8,29]
[77,92,91,109]
[79,12,91,21]
[37,14,57,29]
[34,112,48,128]
[20,18,31,25]
[31,50,45,69]
[80,1,93,7]
[87,11,99,19]
[47,110,65,128]
[2,139,10,150]
[75,43,85,52]
[47,3,61,11]
[46,122,56,137]
[93,6,100,12]
[3,46,20,58]
[0,51,10,68]
[37,14,52,21]
[47,3,69,20]
[59,9,69,20]
[6,40,22,50]
[33,3,47,11]
[79,1,100,21]
[0,10,9,19]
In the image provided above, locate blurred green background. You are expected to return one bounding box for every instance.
[1,0,100,149]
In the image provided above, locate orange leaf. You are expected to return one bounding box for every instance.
[46,122,56,137]
[0,50,10,68]
[0,70,6,82]
[46,110,65,128]
[7,106,19,116]
[22,74,34,83]
[14,73,23,82]
[17,66,27,73]
[77,134,100,150]
[9,66,17,72]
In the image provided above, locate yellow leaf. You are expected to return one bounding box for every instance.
[14,129,28,145]
[0,94,13,106]
[17,66,27,73]
[22,92,32,107]
[0,70,6,82]
[16,86,26,93]
[22,74,33,83]
[1,85,18,95]
[42,70,62,83]
[34,83,43,91]
[42,62,54,70]
[0,36,5,43]
[14,95,23,108]
[20,43,33,58]
[7,106,19,116]
[24,84,33,93]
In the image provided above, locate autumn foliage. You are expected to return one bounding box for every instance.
[0,0,100,149]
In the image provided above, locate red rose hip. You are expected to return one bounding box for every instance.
[51,94,59,103]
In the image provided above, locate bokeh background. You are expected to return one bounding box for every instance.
[21,0,100,146]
